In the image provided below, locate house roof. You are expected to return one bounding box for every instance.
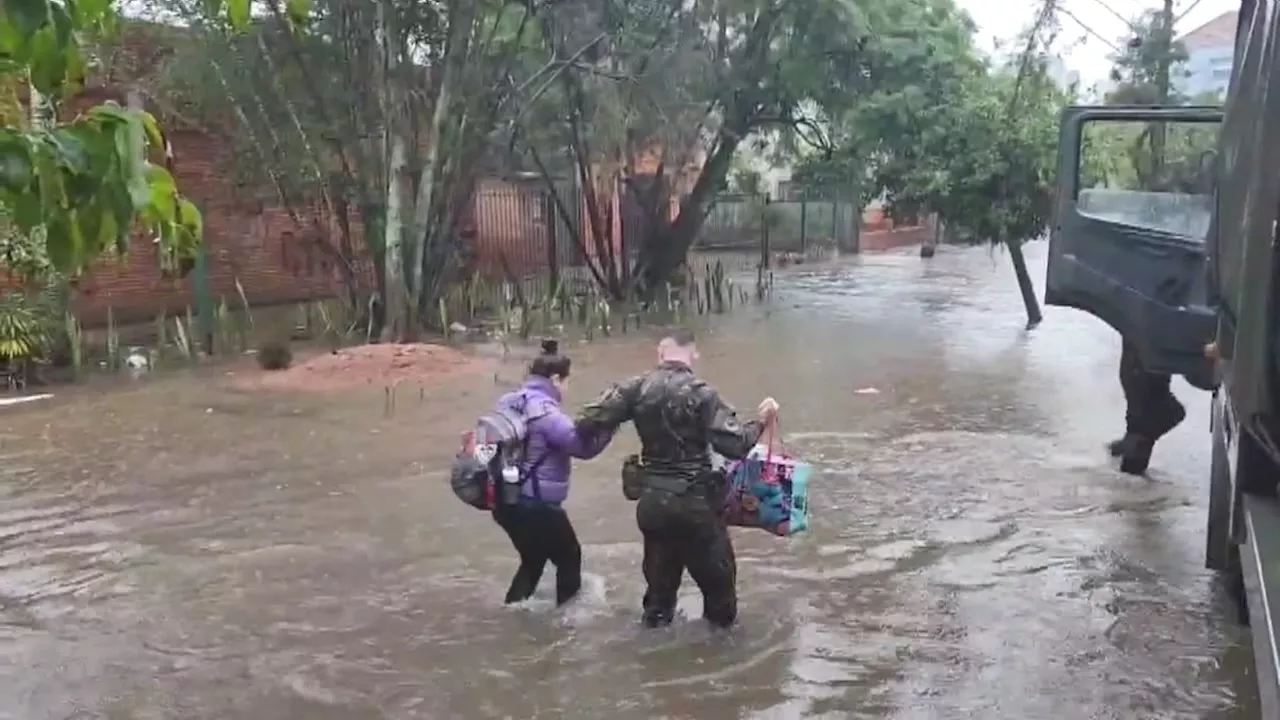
[1179,11,1239,50]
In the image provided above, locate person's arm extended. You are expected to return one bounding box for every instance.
[575,375,643,435]
[544,410,614,460]
[705,387,766,460]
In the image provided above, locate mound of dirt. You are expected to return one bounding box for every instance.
[240,343,484,394]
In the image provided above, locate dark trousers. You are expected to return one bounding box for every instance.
[493,501,582,605]
[635,489,737,629]
[1118,339,1180,438]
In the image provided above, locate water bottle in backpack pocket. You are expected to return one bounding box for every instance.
[450,402,544,510]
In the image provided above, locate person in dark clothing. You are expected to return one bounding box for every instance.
[490,341,613,605]
[574,330,779,629]
[1108,338,1187,475]
[493,500,584,605]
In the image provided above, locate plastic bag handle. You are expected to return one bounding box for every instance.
[762,418,783,482]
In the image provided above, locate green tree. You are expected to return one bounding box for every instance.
[507,0,882,299]
[153,0,583,340]
[794,0,1066,327]
[0,0,303,278]
[1104,8,1188,106]
[1087,8,1220,194]
[509,0,717,300]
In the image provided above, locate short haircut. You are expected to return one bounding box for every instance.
[662,329,697,347]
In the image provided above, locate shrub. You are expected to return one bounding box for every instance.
[0,292,52,364]
[257,340,293,371]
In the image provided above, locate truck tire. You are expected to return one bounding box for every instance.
[1206,407,1235,573]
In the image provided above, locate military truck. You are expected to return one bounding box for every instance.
[1046,3,1280,713]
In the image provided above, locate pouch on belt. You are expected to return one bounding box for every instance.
[622,456,694,498]
[621,455,646,501]
[625,463,726,508]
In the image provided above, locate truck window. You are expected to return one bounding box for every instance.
[1076,118,1219,241]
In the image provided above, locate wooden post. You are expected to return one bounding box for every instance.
[760,193,772,270]
[543,190,559,290]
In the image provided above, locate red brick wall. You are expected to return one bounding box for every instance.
[0,84,362,327]
[79,126,363,326]
[859,222,934,252]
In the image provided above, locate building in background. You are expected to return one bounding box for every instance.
[1176,11,1238,100]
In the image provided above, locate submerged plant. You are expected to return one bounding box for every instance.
[62,311,83,372]
[173,313,193,360]
[234,277,254,330]
[105,306,120,371]
[213,299,236,355]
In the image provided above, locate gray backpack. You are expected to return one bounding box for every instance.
[451,399,548,509]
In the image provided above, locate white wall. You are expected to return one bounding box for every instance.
[1176,44,1234,99]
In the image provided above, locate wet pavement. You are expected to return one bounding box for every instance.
[0,243,1259,719]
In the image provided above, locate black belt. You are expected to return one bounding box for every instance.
[645,470,723,494]
[645,475,695,493]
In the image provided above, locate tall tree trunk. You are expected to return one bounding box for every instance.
[640,129,741,294]
[27,82,53,276]
[1006,238,1043,329]
[409,2,471,323]
[377,0,410,342]
[381,136,409,342]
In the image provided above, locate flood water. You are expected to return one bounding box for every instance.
[0,243,1259,719]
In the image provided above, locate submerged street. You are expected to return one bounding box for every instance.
[0,242,1259,719]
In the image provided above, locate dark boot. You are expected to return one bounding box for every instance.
[641,598,675,628]
[1119,437,1155,475]
[1108,434,1138,457]
[1120,395,1185,476]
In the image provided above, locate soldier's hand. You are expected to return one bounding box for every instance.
[757,397,780,423]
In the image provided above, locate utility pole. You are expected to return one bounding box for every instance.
[1155,0,1175,104]
[1151,0,1175,184]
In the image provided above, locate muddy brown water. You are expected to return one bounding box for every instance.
[0,243,1259,719]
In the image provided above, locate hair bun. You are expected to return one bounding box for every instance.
[540,339,559,355]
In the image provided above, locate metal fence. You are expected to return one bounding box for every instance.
[468,185,867,298]
[696,193,862,255]
[470,182,593,298]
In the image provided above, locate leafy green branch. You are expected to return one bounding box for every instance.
[0,0,306,277]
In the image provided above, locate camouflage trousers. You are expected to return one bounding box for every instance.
[634,487,737,629]
[1119,339,1180,438]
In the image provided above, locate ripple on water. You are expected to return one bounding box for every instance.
[0,245,1256,720]
[0,496,152,621]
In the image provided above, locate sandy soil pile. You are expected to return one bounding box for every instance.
[241,343,484,393]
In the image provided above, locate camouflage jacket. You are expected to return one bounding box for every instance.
[575,361,764,481]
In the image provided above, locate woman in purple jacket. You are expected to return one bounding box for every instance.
[492,340,611,606]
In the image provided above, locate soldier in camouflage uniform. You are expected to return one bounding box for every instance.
[575,330,779,629]
[1110,338,1186,475]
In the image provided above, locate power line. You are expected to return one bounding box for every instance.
[1083,0,1142,33]
[1059,5,1125,52]
[1082,0,1207,37]
[1175,0,1207,24]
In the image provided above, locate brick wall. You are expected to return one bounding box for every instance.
[78,128,357,327]
[859,222,935,252]
[0,88,362,328]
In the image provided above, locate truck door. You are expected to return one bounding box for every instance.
[1047,105,1223,390]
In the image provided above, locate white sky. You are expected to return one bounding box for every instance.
[957,0,1241,85]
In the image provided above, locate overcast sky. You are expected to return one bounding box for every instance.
[956,0,1240,84]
